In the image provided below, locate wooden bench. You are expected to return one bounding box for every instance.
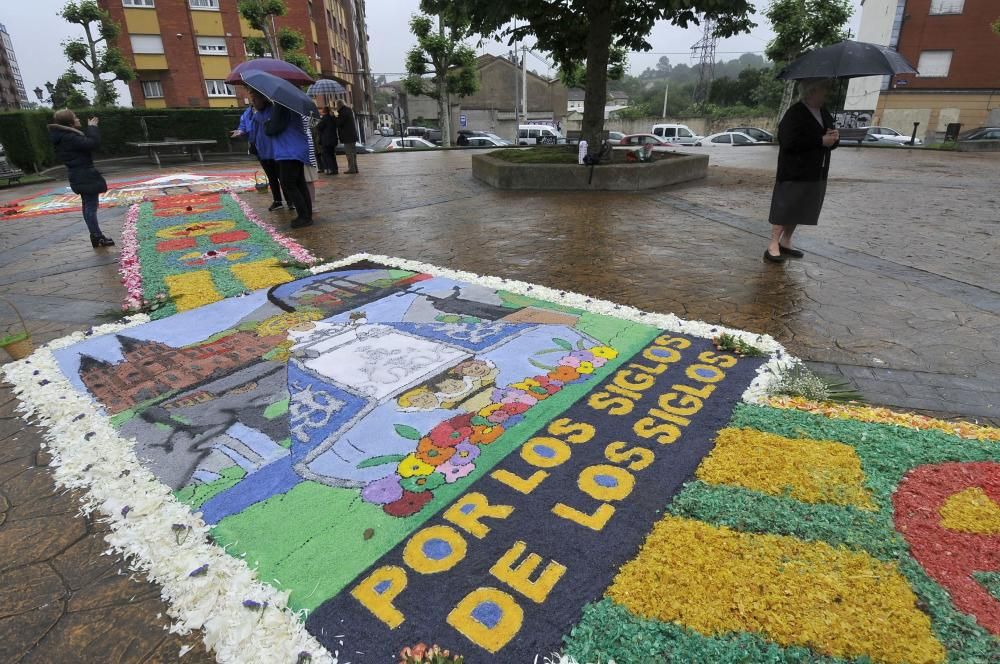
[836,128,870,144]
[126,139,218,168]
[0,162,23,186]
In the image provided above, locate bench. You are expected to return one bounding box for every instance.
[0,165,23,186]
[836,128,870,144]
[126,139,218,168]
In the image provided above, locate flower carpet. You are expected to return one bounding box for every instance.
[119,191,317,316]
[3,254,998,664]
[1,170,260,219]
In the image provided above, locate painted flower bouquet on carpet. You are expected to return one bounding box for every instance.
[3,254,997,664]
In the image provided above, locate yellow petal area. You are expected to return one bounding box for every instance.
[165,270,221,311]
[696,428,877,510]
[939,487,1000,534]
[768,396,1000,442]
[608,516,945,664]
[230,258,296,291]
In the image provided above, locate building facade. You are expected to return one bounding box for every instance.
[0,22,27,110]
[98,0,376,135]
[846,0,1000,139]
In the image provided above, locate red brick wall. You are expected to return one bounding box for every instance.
[894,0,1000,90]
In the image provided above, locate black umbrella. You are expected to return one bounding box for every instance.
[241,70,318,117]
[777,40,918,80]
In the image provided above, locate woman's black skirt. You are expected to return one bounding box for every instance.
[768,179,827,226]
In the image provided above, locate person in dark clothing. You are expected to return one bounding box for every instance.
[336,100,360,174]
[231,103,289,212]
[765,78,839,263]
[48,109,114,248]
[248,89,313,228]
[316,106,340,175]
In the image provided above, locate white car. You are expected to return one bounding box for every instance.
[695,132,759,147]
[465,136,511,147]
[383,137,436,151]
[517,124,567,145]
[613,134,675,153]
[650,123,703,146]
[863,126,922,146]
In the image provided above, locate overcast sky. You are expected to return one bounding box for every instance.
[3,0,863,105]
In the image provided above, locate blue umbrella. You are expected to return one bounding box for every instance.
[307,79,347,96]
[241,70,318,117]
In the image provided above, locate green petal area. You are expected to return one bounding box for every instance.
[263,397,289,420]
[974,572,1000,602]
[175,466,246,509]
[565,599,849,664]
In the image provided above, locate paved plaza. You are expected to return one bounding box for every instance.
[0,145,997,660]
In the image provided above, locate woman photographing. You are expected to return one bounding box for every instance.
[48,110,114,248]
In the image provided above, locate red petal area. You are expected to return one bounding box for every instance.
[893,461,1000,635]
[210,230,251,244]
[155,237,198,252]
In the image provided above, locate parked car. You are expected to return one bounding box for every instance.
[614,134,674,152]
[695,132,759,147]
[862,126,922,146]
[725,126,773,142]
[605,131,625,145]
[959,126,1000,141]
[381,137,436,151]
[465,136,511,147]
[517,124,567,145]
[650,123,702,145]
[422,129,443,145]
[405,126,431,137]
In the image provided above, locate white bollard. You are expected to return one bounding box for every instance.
[578,140,588,164]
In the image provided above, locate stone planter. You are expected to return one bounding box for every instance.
[472,151,709,191]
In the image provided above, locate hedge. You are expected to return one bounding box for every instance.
[0,108,247,172]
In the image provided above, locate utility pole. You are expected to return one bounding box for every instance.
[521,44,528,123]
[661,82,669,119]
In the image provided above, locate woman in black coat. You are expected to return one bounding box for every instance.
[765,79,839,263]
[49,109,114,247]
[336,100,360,174]
[316,106,340,174]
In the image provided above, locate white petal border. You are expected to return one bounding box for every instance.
[2,253,797,663]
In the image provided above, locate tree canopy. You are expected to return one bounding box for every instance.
[60,0,134,107]
[238,0,313,75]
[764,0,854,64]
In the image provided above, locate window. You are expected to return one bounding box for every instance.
[528,129,539,139]
[733,134,753,144]
[141,80,163,98]
[711,135,732,144]
[679,128,693,138]
[130,35,164,54]
[189,0,219,9]
[123,0,155,7]
[518,129,527,138]
[917,50,952,77]
[205,79,235,96]
[197,37,227,55]
[929,0,964,14]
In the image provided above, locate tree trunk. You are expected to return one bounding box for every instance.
[775,79,796,125]
[82,22,103,106]
[581,0,613,149]
[437,17,452,147]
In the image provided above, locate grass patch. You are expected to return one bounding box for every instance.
[488,147,580,164]
[0,174,55,189]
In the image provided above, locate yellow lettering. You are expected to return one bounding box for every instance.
[521,437,572,468]
[698,350,738,368]
[578,464,636,502]
[606,383,643,401]
[588,391,634,415]
[604,441,655,471]
[657,391,704,416]
[546,417,595,444]
[351,565,408,628]
[491,468,549,494]
[634,417,682,445]
[686,364,726,383]
[444,492,514,540]
[674,382,716,399]
[447,587,524,654]
[648,408,691,427]
[402,525,468,574]
[643,346,681,364]
[490,541,567,604]
[654,335,692,349]
[614,369,655,392]
[552,501,616,531]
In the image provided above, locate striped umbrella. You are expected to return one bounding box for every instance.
[307,79,347,96]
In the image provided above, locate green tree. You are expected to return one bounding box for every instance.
[403,13,479,147]
[60,1,134,107]
[49,70,91,109]
[765,0,853,119]
[422,0,755,147]
[238,0,313,74]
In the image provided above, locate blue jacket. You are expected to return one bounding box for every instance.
[251,104,310,164]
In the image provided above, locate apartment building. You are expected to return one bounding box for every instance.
[0,22,28,110]
[845,0,1000,139]
[99,0,375,134]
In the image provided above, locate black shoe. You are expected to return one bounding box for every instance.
[290,218,313,229]
[267,202,284,211]
[779,246,805,258]
[763,249,786,263]
[330,171,339,175]
[91,234,115,248]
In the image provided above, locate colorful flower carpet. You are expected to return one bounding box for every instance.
[1,170,260,219]
[120,191,317,316]
[3,255,998,664]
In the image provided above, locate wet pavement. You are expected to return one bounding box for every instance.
[0,146,997,661]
